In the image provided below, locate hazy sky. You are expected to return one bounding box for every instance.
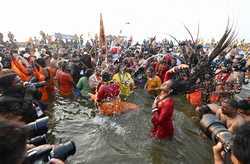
[0,0,249,42]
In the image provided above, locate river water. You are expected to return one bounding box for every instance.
[46,84,250,164]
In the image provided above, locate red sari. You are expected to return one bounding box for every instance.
[154,63,168,82]
[96,83,120,102]
[151,97,174,139]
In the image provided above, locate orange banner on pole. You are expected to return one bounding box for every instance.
[99,13,106,49]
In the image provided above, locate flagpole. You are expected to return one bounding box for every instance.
[99,13,107,66]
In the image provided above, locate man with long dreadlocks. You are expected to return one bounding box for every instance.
[170,22,239,107]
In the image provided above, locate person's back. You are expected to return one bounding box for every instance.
[46,66,57,95]
[56,69,74,96]
[70,62,81,83]
[80,53,92,69]
[77,76,91,96]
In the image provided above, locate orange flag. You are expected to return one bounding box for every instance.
[99,13,106,49]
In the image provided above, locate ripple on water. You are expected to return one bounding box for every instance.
[49,92,213,164]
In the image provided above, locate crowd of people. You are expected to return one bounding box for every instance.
[0,30,250,164]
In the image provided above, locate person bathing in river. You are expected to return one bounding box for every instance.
[151,80,174,140]
[216,98,245,133]
[89,68,102,92]
[237,99,250,123]
[76,69,93,98]
[92,71,138,116]
[96,72,120,102]
[55,61,75,97]
[112,64,135,99]
[95,72,120,115]
[144,67,161,96]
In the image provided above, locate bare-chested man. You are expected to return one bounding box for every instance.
[216,98,245,133]
[237,99,250,123]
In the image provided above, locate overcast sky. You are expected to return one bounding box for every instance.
[0,0,249,42]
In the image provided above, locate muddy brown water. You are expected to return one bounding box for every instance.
[46,84,250,164]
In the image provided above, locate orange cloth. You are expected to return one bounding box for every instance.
[98,98,139,116]
[209,93,220,103]
[33,66,49,102]
[186,90,202,107]
[55,70,74,96]
[91,94,139,116]
[46,67,57,95]
[11,58,30,81]
[145,75,162,94]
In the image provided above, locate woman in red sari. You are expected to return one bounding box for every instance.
[151,80,174,139]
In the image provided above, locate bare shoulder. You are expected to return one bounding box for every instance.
[207,104,221,113]
[235,114,246,126]
[215,108,222,117]
[228,114,246,133]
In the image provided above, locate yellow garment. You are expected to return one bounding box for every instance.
[113,72,134,96]
[145,75,162,93]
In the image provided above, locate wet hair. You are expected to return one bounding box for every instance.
[196,44,203,49]
[0,119,27,164]
[85,69,94,78]
[232,123,250,164]
[25,47,30,53]
[170,80,192,95]
[146,67,155,74]
[102,72,111,82]
[61,61,69,72]
[0,96,38,123]
[222,98,238,109]
[0,69,17,89]
[36,58,46,67]
[237,100,250,111]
